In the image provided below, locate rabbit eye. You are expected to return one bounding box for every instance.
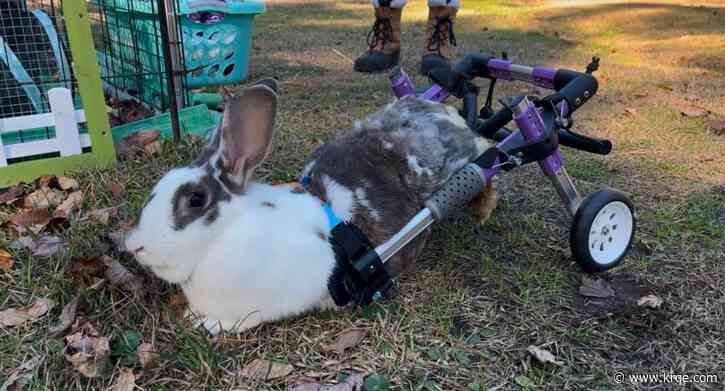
[188,191,207,208]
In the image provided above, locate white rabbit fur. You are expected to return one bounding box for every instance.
[125,79,495,335]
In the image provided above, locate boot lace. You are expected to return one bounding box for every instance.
[427,16,457,54]
[366,17,393,51]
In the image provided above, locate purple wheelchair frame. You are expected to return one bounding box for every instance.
[343,54,630,303]
[391,63,579,213]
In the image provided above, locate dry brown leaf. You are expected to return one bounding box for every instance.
[12,235,68,258]
[63,321,110,378]
[0,249,14,270]
[241,359,294,381]
[637,294,664,309]
[6,208,51,235]
[137,342,157,369]
[102,256,144,295]
[85,207,119,225]
[579,276,615,298]
[116,130,161,159]
[681,107,708,118]
[143,140,163,155]
[52,191,84,221]
[57,176,79,191]
[23,187,66,209]
[289,374,365,391]
[111,368,136,391]
[49,296,80,337]
[323,328,368,355]
[0,356,44,391]
[0,185,24,205]
[706,117,725,136]
[527,345,563,366]
[0,298,56,327]
[69,257,106,283]
[110,183,125,199]
[37,175,58,189]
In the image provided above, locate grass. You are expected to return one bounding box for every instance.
[1,0,725,390]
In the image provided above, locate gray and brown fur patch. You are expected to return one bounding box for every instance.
[301,96,491,276]
[172,170,231,231]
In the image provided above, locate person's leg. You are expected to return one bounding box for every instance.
[353,0,406,73]
[420,0,459,75]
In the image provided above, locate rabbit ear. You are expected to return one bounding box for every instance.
[214,79,279,193]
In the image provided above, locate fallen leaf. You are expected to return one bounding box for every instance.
[0,356,44,391]
[23,187,66,209]
[102,256,144,295]
[0,185,24,205]
[579,276,615,298]
[0,298,56,327]
[143,140,163,155]
[12,235,68,257]
[362,374,389,391]
[85,207,118,225]
[116,130,161,159]
[527,345,563,366]
[0,249,14,270]
[637,294,663,309]
[108,368,138,391]
[111,368,136,391]
[514,375,535,388]
[52,191,84,221]
[49,296,80,337]
[37,175,58,189]
[706,117,725,136]
[137,342,157,369]
[57,176,79,191]
[6,208,51,234]
[110,183,125,199]
[63,321,111,378]
[623,107,638,116]
[69,257,106,282]
[241,358,294,381]
[681,107,708,118]
[323,328,368,355]
[168,293,188,318]
[289,374,365,391]
[125,129,160,146]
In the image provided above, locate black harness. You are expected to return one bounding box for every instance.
[300,176,393,307]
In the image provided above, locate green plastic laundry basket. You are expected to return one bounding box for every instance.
[100,0,264,106]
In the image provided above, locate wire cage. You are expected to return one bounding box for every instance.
[87,0,187,112]
[1,0,80,143]
[0,0,115,185]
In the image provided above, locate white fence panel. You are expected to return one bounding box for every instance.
[0,87,87,165]
[49,88,82,156]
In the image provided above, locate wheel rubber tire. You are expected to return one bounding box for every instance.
[570,188,636,273]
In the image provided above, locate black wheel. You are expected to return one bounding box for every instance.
[570,188,636,273]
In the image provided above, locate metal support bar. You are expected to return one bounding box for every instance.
[375,208,435,263]
[548,167,582,215]
[157,0,184,142]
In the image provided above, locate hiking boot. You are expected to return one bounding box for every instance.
[354,7,402,73]
[420,5,457,76]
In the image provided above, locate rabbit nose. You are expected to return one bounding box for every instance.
[133,246,145,254]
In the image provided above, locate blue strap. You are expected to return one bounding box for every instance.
[301,175,344,230]
[323,203,343,230]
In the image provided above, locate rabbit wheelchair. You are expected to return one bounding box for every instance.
[327,53,636,307]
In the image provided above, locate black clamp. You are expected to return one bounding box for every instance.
[328,223,393,307]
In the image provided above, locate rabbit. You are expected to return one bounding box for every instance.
[124,78,497,335]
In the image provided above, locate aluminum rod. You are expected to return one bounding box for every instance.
[376,208,435,263]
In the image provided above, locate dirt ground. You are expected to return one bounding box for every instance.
[1,0,723,390]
